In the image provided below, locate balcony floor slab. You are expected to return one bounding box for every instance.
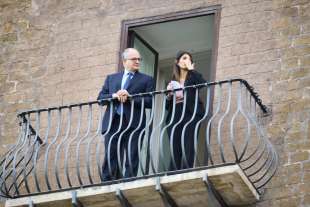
[5,164,259,207]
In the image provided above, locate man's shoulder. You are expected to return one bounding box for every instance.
[107,72,123,78]
[137,72,153,80]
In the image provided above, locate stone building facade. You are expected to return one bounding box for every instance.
[0,0,309,206]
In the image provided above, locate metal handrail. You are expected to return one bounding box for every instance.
[17,79,269,116]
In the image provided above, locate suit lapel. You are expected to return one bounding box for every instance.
[116,72,123,91]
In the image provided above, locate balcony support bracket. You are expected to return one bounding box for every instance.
[116,188,132,207]
[28,200,35,207]
[155,177,178,207]
[72,191,83,207]
[203,174,229,207]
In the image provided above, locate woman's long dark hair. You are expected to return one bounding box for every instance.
[172,50,193,82]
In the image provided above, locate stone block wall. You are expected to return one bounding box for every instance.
[0,0,309,206]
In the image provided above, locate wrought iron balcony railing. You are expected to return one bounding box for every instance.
[0,79,278,199]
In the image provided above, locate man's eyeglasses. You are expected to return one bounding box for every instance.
[127,58,142,62]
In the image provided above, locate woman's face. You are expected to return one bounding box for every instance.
[177,53,192,69]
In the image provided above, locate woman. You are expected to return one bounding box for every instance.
[165,50,206,170]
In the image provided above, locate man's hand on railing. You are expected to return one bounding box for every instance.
[112,89,130,103]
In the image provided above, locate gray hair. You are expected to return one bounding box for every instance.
[121,48,138,60]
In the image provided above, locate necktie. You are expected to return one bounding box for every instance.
[123,72,133,89]
[116,72,133,114]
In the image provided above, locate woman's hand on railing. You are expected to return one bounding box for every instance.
[166,83,173,99]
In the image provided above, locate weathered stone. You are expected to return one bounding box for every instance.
[280,25,301,36]
[299,183,310,194]
[231,44,252,55]
[2,21,14,33]
[272,17,290,29]
[300,55,310,67]
[279,196,300,207]
[0,81,16,94]
[287,173,302,184]
[290,99,310,112]
[293,36,310,47]
[274,36,292,48]
[303,194,310,206]
[283,163,302,174]
[304,161,310,171]
[302,22,310,34]
[290,151,309,163]
[280,68,309,80]
[0,74,8,83]
[0,33,17,43]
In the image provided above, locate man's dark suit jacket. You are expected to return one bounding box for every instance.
[97,71,154,133]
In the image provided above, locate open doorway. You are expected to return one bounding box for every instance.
[128,14,215,90]
[120,7,220,173]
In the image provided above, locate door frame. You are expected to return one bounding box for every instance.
[119,6,221,167]
[128,30,159,85]
[118,5,222,84]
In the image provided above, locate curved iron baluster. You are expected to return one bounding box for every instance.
[205,84,222,165]
[149,93,167,174]
[237,83,252,162]
[247,144,272,179]
[230,83,249,163]
[11,113,30,196]
[242,133,268,172]
[117,100,135,177]
[22,112,41,194]
[240,103,265,164]
[64,106,82,187]
[248,127,277,184]
[181,87,199,168]
[33,110,51,194]
[76,104,92,186]
[86,103,103,184]
[159,92,176,172]
[217,82,232,163]
[7,127,34,196]
[256,145,278,190]
[241,97,267,168]
[107,102,126,179]
[169,89,187,170]
[54,108,72,189]
[96,102,113,182]
[139,95,155,175]
[239,87,278,190]
[44,109,62,190]
[0,116,25,197]
[128,97,145,177]
[193,84,211,167]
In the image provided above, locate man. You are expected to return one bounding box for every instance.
[97,48,154,181]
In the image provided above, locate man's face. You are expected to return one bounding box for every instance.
[123,49,141,72]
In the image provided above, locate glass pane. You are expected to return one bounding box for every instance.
[133,37,155,77]
[133,36,158,174]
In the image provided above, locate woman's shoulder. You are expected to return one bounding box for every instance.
[187,70,206,84]
[188,70,203,79]
[189,70,202,76]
